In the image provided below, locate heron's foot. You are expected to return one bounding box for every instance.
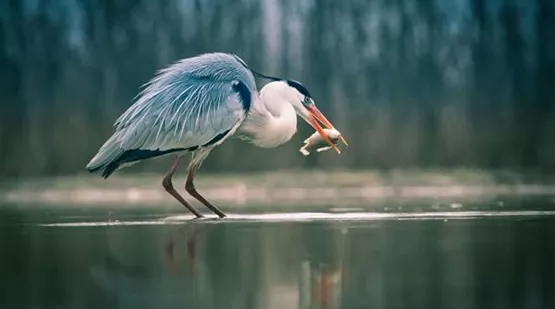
[191,214,205,220]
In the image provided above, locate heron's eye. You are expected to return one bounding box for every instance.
[303,97,312,105]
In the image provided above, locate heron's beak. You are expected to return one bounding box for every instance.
[305,103,349,153]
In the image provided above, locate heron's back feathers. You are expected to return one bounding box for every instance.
[87,53,256,177]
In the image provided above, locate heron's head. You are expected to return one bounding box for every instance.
[279,79,348,151]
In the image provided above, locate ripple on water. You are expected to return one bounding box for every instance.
[37,210,555,227]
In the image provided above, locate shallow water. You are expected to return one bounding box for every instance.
[1,198,555,309]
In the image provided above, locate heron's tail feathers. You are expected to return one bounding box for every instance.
[87,132,190,179]
[86,134,125,179]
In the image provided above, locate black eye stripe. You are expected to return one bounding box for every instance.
[286,80,311,98]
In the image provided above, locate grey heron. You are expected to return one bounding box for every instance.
[86,52,347,218]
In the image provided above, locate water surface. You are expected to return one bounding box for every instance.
[1,198,555,309]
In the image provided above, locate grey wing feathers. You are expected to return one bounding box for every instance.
[86,53,256,176]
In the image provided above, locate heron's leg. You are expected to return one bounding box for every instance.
[185,165,226,218]
[162,156,204,218]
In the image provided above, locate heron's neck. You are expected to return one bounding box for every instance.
[238,87,297,148]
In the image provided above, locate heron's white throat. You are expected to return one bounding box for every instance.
[238,81,304,148]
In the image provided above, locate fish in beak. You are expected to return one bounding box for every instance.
[305,103,348,153]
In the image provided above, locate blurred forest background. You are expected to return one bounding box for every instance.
[0,0,554,177]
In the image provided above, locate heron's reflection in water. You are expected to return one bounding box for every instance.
[299,227,346,309]
[165,223,214,277]
[163,222,347,309]
[300,261,343,309]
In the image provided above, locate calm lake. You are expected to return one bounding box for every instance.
[1,197,555,309]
